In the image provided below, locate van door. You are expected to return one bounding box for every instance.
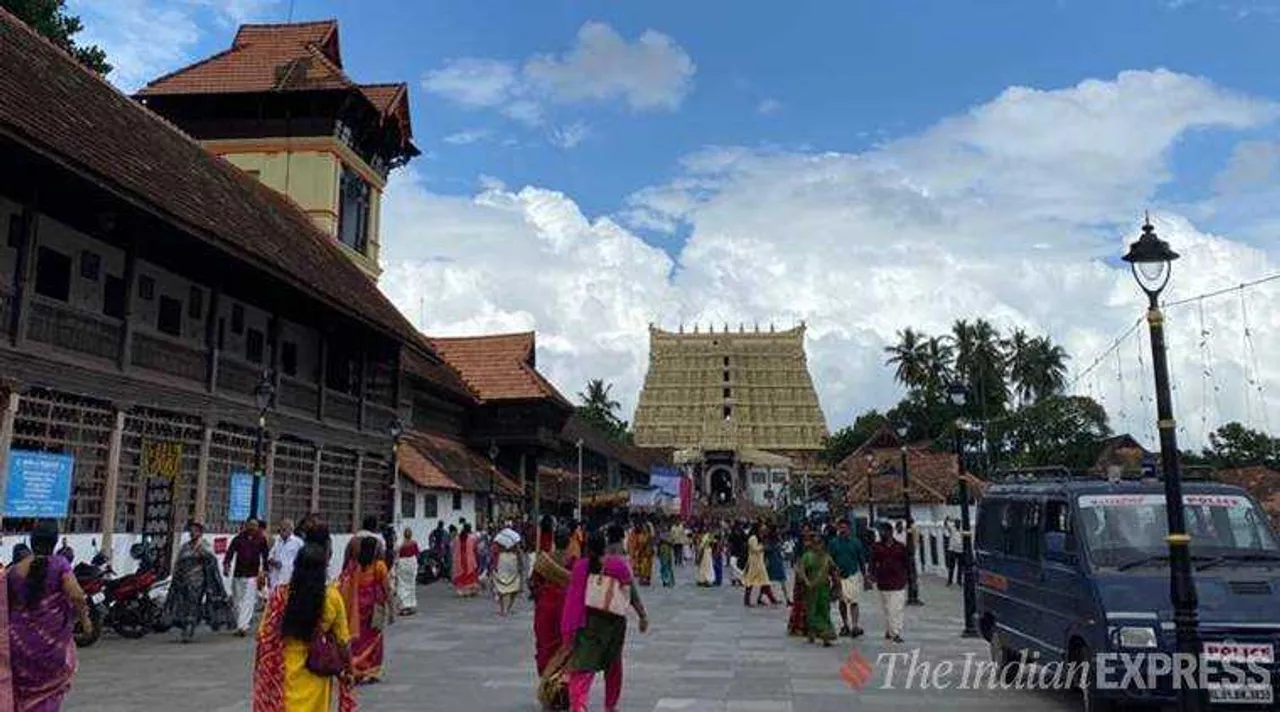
[1039,497,1087,662]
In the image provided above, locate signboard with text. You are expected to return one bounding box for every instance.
[4,450,74,518]
[228,470,268,522]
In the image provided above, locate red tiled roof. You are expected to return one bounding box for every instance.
[838,445,963,505]
[398,440,460,491]
[402,431,521,496]
[0,11,447,375]
[401,346,477,404]
[427,332,571,407]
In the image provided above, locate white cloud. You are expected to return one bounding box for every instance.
[421,20,695,129]
[1213,140,1280,193]
[71,0,280,92]
[442,129,492,146]
[383,69,1280,448]
[550,122,590,149]
[757,98,782,115]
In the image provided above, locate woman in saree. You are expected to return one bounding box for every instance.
[339,536,391,684]
[451,524,480,597]
[656,532,675,588]
[166,521,234,642]
[531,530,575,710]
[797,535,837,646]
[6,520,91,712]
[624,521,653,586]
[395,528,420,615]
[695,529,715,587]
[763,526,791,606]
[786,531,811,637]
[561,527,649,712]
[253,527,357,712]
[565,521,585,560]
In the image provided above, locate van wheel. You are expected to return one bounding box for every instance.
[1070,642,1114,712]
[988,631,1021,685]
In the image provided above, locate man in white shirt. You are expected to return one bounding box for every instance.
[266,518,303,590]
[945,517,967,586]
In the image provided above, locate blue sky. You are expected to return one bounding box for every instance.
[75,0,1280,444]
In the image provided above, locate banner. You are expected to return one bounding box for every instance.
[4,450,74,518]
[648,466,684,513]
[141,440,183,479]
[228,470,268,522]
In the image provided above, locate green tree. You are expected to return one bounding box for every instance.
[995,395,1111,470]
[820,410,888,464]
[576,379,629,442]
[950,318,1009,417]
[1201,422,1280,469]
[3,0,111,74]
[884,328,928,391]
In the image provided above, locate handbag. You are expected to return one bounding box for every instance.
[584,574,631,617]
[305,629,345,677]
[371,599,390,631]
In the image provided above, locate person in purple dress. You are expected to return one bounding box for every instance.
[5,519,92,711]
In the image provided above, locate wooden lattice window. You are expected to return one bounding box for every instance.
[120,407,203,535]
[207,425,258,533]
[272,438,315,526]
[359,452,391,526]
[317,448,357,531]
[8,389,113,534]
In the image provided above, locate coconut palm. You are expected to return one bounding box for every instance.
[884,328,929,390]
[919,336,955,400]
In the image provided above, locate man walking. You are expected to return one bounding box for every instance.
[828,519,866,637]
[266,518,302,591]
[223,518,269,636]
[944,517,963,586]
[871,521,910,643]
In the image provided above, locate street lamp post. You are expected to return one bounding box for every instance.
[1123,217,1199,712]
[487,442,499,526]
[897,423,922,606]
[249,370,275,522]
[863,452,876,526]
[949,382,979,638]
[575,439,584,521]
[388,418,403,527]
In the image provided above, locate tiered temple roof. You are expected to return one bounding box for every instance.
[632,323,828,452]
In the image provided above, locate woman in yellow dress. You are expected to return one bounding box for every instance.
[626,520,654,586]
[253,526,357,712]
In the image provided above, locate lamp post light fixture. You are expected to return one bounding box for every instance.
[249,370,275,522]
[896,423,922,606]
[1123,217,1200,712]
[948,382,979,638]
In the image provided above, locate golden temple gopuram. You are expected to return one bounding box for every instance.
[632,323,828,508]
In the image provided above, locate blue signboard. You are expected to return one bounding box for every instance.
[4,450,74,518]
[228,470,268,522]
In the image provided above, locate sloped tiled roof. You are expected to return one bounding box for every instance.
[839,444,967,505]
[402,431,521,496]
[427,332,571,407]
[0,10,445,370]
[401,346,477,404]
[398,440,460,491]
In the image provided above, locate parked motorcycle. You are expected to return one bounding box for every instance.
[73,553,110,647]
[74,543,170,641]
[417,550,445,585]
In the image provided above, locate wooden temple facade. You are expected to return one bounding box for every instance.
[0,13,474,570]
[632,323,828,508]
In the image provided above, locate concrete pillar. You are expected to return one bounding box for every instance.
[0,388,20,511]
[100,409,126,552]
[309,446,321,514]
[193,424,212,522]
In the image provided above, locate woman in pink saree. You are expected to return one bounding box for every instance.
[452,524,480,597]
[5,520,91,712]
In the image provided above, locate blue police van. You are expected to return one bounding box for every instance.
[974,471,1280,710]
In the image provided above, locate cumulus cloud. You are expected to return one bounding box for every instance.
[383,69,1280,449]
[757,98,782,115]
[422,20,695,126]
[1213,140,1280,193]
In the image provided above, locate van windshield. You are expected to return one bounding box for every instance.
[1078,493,1279,567]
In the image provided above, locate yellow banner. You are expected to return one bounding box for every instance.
[142,440,183,479]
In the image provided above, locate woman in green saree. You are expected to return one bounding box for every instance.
[797,535,837,646]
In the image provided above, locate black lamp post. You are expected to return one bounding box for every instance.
[863,452,876,526]
[250,370,275,522]
[1123,217,1199,712]
[487,441,499,526]
[949,382,979,638]
[388,418,403,524]
[897,423,922,606]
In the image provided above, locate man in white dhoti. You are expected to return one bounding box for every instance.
[266,518,302,590]
[222,518,269,636]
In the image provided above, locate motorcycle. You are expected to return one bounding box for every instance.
[73,553,110,647]
[417,550,445,585]
[75,543,171,641]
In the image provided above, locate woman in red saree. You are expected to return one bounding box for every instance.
[451,524,480,597]
[531,530,574,710]
[339,537,390,685]
[253,527,357,712]
[6,520,90,712]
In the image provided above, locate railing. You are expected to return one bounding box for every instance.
[325,391,360,427]
[27,297,121,360]
[277,375,320,415]
[131,331,206,382]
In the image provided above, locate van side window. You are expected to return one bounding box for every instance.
[1004,501,1026,557]
[1044,499,1077,552]
[977,500,1004,550]
[1024,501,1042,560]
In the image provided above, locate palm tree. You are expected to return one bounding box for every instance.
[1025,337,1070,403]
[578,379,620,413]
[884,328,928,390]
[950,318,1008,413]
[919,336,955,400]
[1003,328,1036,407]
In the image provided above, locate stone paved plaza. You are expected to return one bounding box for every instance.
[67,570,1077,711]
